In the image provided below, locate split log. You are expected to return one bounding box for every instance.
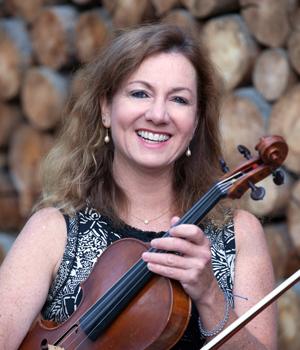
[240,170,294,218]
[75,8,112,63]
[181,0,239,18]
[253,48,297,102]
[202,15,259,91]
[4,0,65,24]
[8,124,54,217]
[287,180,300,256]
[162,9,202,38]
[268,84,300,174]
[31,5,79,69]
[264,223,299,280]
[220,87,270,169]
[287,29,300,76]
[0,152,7,169]
[151,0,180,16]
[21,66,70,130]
[0,18,32,101]
[101,0,118,15]
[0,171,23,231]
[278,287,300,350]
[0,103,22,147]
[289,4,300,31]
[110,0,155,28]
[240,0,291,47]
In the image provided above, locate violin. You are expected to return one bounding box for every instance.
[19,135,288,350]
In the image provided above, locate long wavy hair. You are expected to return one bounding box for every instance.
[38,23,225,224]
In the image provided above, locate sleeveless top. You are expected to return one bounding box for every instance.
[41,206,236,349]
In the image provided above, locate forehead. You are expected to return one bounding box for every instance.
[126,52,197,89]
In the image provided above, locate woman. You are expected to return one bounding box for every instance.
[0,23,276,349]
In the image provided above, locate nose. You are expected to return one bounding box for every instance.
[144,98,170,124]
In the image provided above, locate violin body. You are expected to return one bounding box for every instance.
[19,238,191,350]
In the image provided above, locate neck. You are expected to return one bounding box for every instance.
[112,159,175,231]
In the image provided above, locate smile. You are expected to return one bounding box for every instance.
[137,130,170,143]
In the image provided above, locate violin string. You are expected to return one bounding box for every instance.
[59,179,235,349]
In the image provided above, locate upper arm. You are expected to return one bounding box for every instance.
[233,209,277,349]
[0,207,67,349]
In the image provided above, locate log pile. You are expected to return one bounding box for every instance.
[0,0,299,348]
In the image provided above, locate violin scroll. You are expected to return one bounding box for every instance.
[222,135,288,200]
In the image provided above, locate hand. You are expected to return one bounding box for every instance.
[142,216,215,303]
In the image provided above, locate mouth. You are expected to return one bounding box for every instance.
[136,130,171,143]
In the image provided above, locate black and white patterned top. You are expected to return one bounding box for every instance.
[41,206,236,349]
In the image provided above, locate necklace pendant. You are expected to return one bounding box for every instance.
[144,219,149,224]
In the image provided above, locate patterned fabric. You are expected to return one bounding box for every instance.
[41,206,236,349]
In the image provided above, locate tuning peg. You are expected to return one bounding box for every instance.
[237,145,252,160]
[219,159,229,173]
[248,181,266,201]
[272,169,285,186]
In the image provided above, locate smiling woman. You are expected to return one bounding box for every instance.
[0,23,277,350]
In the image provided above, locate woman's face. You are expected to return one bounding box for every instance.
[102,52,198,173]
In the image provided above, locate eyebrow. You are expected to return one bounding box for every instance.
[127,80,195,95]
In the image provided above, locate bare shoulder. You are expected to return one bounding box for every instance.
[3,207,68,276]
[233,209,267,253]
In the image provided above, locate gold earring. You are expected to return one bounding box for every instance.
[104,128,110,144]
[186,146,191,157]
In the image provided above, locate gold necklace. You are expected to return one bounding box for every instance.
[131,208,171,225]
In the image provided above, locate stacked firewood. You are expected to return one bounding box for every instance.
[0,0,299,347]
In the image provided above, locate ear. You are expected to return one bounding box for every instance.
[100,97,111,128]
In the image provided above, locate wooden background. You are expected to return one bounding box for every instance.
[0,0,299,348]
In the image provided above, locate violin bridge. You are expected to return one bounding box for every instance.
[48,346,65,350]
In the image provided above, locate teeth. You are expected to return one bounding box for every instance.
[137,130,170,142]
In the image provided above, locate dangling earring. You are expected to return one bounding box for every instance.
[186,146,191,157]
[104,128,110,144]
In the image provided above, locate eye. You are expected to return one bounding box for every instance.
[130,90,149,98]
[172,96,189,105]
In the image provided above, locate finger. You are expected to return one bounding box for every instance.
[150,236,196,255]
[170,216,180,227]
[169,224,208,246]
[142,251,191,269]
